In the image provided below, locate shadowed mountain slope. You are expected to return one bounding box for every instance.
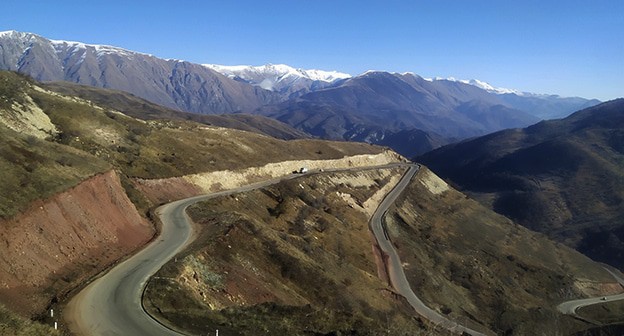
[419,99,624,268]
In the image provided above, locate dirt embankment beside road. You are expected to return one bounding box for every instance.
[0,170,154,316]
[133,151,403,204]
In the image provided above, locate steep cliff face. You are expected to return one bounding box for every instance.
[0,170,154,316]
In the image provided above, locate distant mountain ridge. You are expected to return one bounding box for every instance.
[0,30,602,156]
[425,76,521,94]
[426,77,602,119]
[255,70,542,155]
[0,30,280,113]
[204,63,350,99]
[204,64,350,85]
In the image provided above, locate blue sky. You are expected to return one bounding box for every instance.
[2,1,623,100]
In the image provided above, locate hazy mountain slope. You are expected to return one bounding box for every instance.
[257,71,539,156]
[0,30,280,114]
[430,77,601,119]
[498,93,602,120]
[301,71,539,135]
[256,100,367,139]
[419,99,624,268]
[454,100,539,132]
[257,100,450,157]
[43,81,309,140]
[341,125,445,158]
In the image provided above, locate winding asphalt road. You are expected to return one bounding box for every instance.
[557,266,624,317]
[66,163,489,335]
[369,165,488,336]
[65,174,310,336]
[64,164,401,335]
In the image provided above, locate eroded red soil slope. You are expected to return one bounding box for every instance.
[0,170,154,315]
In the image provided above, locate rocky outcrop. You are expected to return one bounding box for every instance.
[0,170,153,316]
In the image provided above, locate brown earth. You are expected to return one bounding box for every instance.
[0,169,154,316]
[132,176,204,205]
[0,72,397,335]
[143,167,437,335]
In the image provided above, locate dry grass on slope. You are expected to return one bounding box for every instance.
[30,85,385,181]
[0,124,110,219]
[43,81,310,140]
[0,304,59,336]
[0,72,386,215]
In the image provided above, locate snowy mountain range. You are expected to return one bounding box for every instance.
[204,63,350,98]
[0,30,280,113]
[426,77,522,95]
[0,30,602,156]
[205,64,350,85]
[207,64,526,98]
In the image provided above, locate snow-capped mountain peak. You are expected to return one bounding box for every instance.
[0,30,19,38]
[424,76,521,95]
[462,78,520,95]
[0,30,151,60]
[204,63,351,91]
[48,38,156,59]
